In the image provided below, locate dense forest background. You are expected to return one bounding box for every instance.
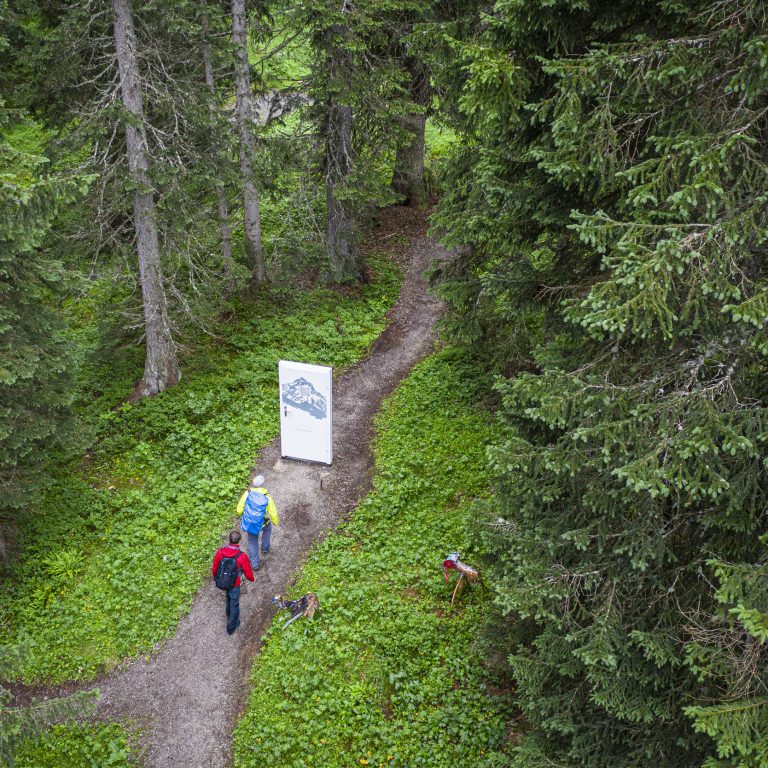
[2,0,768,765]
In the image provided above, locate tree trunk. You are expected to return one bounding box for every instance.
[215,187,235,294]
[201,7,235,295]
[326,100,358,281]
[392,58,429,206]
[323,11,358,284]
[112,0,180,399]
[231,0,267,286]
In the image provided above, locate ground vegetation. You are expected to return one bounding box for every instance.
[0,254,400,683]
[233,350,513,768]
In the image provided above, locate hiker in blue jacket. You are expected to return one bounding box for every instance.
[237,475,279,571]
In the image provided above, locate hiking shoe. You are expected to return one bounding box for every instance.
[261,547,270,554]
[227,620,241,636]
[253,563,261,572]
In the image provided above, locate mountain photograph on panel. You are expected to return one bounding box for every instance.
[282,377,327,419]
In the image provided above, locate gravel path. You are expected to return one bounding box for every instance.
[93,230,449,767]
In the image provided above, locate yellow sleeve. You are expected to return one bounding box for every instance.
[236,490,248,516]
[266,494,279,526]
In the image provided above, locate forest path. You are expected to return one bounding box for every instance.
[95,214,449,767]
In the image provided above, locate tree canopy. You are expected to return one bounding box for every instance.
[431,0,768,765]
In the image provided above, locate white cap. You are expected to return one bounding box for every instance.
[252,475,265,487]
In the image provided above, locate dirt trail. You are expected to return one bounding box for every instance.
[94,226,449,767]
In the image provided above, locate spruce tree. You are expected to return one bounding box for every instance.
[287,0,417,281]
[231,0,268,286]
[8,0,248,393]
[112,0,180,398]
[0,102,87,560]
[390,54,429,206]
[201,3,236,295]
[431,0,768,766]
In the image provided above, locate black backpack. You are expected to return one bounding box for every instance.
[214,550,241,590]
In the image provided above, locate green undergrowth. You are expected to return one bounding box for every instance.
[249,21,311,89]
[424,120,457,167]
[423,120,458,199]
[0,255,401,683]
[13,723,133,767]
[232,350,512,768]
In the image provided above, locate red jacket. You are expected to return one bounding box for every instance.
[211,546,255,588]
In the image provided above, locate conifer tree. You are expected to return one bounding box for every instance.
[431,0,768,766]
[303,0,360,281]
[322,11,357,281]
[7,0,243,389]
[390,55,429,206]
[231,0,268,286]
[0,101,87,560]
[201,3,236,295]
[293,0,418,281]
[112,0,180,398]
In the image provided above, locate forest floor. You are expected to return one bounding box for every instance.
[89,213,450,767]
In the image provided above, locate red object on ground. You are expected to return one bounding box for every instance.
[442,557,458,582]
[211,546,255,587]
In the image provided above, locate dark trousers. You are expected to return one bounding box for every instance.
[226,586,241,634]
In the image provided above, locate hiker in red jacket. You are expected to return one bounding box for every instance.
[212,530,255,635]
